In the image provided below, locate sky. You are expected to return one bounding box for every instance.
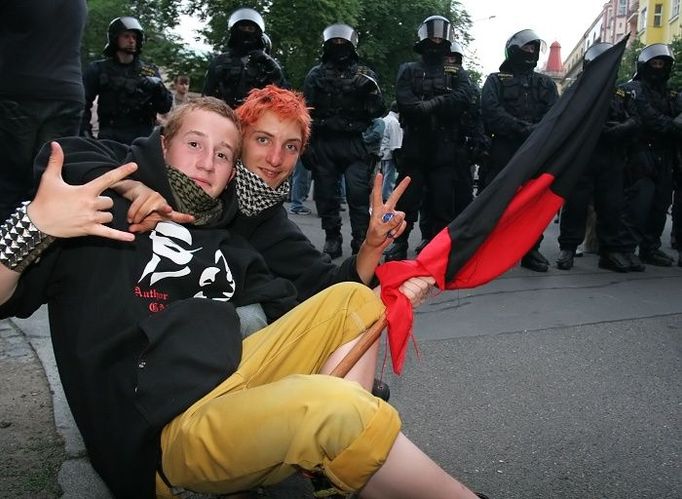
[456,0,607,75]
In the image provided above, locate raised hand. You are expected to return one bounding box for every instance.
[113,179,195,233]
[365,173,410,251]
[26,142,137,242]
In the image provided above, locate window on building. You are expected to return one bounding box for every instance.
[617,0,627,16]
[639,7,647,31]
[672,0,680,19]
[653,4,663,27]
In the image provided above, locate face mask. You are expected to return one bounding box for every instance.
[508,47,539,72]
[421,39,447,64]
[232,29,260,51]
[327,44,354,64]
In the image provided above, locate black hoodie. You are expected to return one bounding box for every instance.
[0,131,297,497]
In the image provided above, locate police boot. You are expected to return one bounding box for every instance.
[598,251,630,273]
[384,223,412,262]
[624,252,646,272]
[677,251,682,267]
[639,248,673,267]
[350,238,362,255]
[383,240,408,262]
[371,378,390,401]
[556,249,575,270]
[323,233,343,259]
[521,249,549,272]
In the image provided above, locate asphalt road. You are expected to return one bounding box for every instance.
[8,199,682,498]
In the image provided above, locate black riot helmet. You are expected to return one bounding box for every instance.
[322,23,359,64]
[583,42,613,69]
[500,28,547,72]
[227,8,265,51]
[414,15,454,54]
[103,17,144,56]
[448,40,464,65]
[633,43,675,82]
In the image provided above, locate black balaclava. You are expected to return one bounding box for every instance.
[641,58,673,85]
[231,22,262,54]
[325,41,354,66]
[421,39,448,65]
[507,44,539,73]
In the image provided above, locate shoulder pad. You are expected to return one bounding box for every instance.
[670,89,678,98]
[356,65,375,76]
[615,88,626,98]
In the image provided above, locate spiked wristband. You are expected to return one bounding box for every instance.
[0,202,55,273]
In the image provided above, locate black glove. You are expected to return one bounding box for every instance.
[602,118,637,140]
[352,73,378,94]
[250,51,279,75]
[140,76,163,93]
[416,94,449,114]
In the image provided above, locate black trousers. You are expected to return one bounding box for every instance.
[417,166,473,240]
[0,98,83,221]
[558,147,627,253]
[621,161,673,254]
[672,169,681,249]
[308,131,371,242]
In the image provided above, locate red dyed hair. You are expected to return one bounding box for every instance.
[236,85,312,149]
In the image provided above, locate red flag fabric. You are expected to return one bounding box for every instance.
[376,39,627,374]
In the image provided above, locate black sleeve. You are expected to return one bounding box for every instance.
[480,74,529,137]
[150,65,172,114]
[302,66,320,113]
[240,209,364,303]
[634,87,682,138]
[80,61,100,135]
[0,246,59,320]
[33,136,130,186]
[202,58,219,97]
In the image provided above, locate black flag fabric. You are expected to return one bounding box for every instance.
[375,39,628,374]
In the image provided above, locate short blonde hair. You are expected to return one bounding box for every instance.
[163,96,242,158]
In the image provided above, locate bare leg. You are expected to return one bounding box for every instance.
[320,335,379,391]
[359,433,479,499]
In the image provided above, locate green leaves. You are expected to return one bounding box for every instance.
[81,0,474,97]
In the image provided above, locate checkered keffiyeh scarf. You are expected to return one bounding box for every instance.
[235,161,290,216]
[166,165,223,226]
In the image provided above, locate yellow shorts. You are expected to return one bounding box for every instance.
[157,282,401,497]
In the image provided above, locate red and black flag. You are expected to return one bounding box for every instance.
[376,39,627,374]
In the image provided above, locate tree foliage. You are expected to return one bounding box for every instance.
[81,0,474,98]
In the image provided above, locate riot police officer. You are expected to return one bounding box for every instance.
[303,23,385,258]
[413,39,485,255]
[556,43,638,272]
[203,8,286,108]
[81,17,172,145]
[383,16,475,261]
[620,44,681,266]
[481,29,559,272]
